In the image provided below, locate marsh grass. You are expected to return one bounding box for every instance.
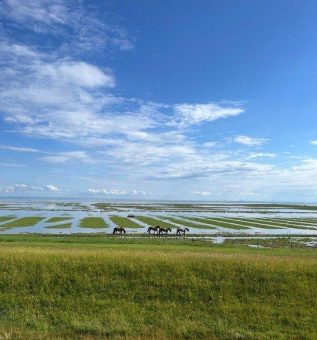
[0,235,315,338]
[134,216,176,228]
[187,217,250,230]
[109,216,143,228]
[163,216,217,229]
[0,217,44,228]
[45,223,72,229]
[0,216,16,223]
[79,217,108,228]
[45,217,72,223]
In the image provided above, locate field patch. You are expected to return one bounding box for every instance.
[134,216,176,228]
[0,216,16,223]
[79,217,108,228]
[45,216,72,223]
[110,216,143,228]
[45,223,72,229]
[0,217,44,228]
[186,217,250,230]
[164,216,217,229]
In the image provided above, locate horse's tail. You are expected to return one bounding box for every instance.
[123,228,126,234]
[185,228,189,232]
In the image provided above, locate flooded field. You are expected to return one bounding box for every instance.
[1,199,317,246]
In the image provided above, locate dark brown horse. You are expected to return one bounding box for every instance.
[158,227,172,235]
[176,227,189,235]
[113,227,126,235]
[147,226,159,234]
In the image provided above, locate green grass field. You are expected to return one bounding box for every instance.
[79,217,108,228]
[0,217,44,228]
[109,216,143,228]
[163,216,217,229]
[0,235,315,338]
[134,216,176,228]
[45,223,72,229]
[186,217,250,230]
[45,216,72,223]
[0,216,16,223]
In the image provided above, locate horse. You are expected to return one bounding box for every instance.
[158,227,172,235]
[176,227,189,235]
[113,227,126,235]
[147,226,159,234]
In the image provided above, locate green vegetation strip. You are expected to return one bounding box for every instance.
[241,218,317,230]
[45,216,72,223]
[79,217,108,229]
[186,217,250,230]
[0,235,315,338]
[164,216,217,229]
[45,223,72,229]
[134,216,176,228]
[0,216,16,223]
[109,216,143,228]
[223,217,285,229]
[0,217,44,228]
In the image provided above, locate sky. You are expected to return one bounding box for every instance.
[0,0,317,202]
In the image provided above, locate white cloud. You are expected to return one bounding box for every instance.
[193,191,210,196]
[0,0,134,53]
[247,152,276,159]
[173,103,243,127]
[311,140,317,145]
[40,151,94,164]
[45,184,59,191]
[0,183,59,193]
[87,188,146,195]
[234,135,269,146]
[0,145,43,153]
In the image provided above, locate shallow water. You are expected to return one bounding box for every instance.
[1,199,317,236]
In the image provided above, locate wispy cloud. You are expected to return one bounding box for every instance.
[172,103,243,127]
[247,152,276,159]
[234,135,269,146]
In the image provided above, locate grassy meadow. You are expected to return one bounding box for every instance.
[0,234,316,339]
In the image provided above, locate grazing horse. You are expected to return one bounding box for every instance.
[113,227,126,235]
[158,227,172,235]
[147,226,159,234]
[176,227,189,235]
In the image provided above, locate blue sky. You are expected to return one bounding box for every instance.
[0,0,317,201]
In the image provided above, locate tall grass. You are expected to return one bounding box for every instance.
[0,236,316,338]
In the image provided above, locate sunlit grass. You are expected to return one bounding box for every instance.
[0,216,16,223]
[45,216,72,223]
[79,217,108,228]
[134,216,176,228]
[45,223,72,229]
[109,216,143,228]
[0,217,44,228]
[0,235,315,338]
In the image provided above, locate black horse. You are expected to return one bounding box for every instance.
[158,227,172,235]
[147,226,159,234]
[176,227,189,235]
[113,227,126,235]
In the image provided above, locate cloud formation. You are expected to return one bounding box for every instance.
[234,135,269,146]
